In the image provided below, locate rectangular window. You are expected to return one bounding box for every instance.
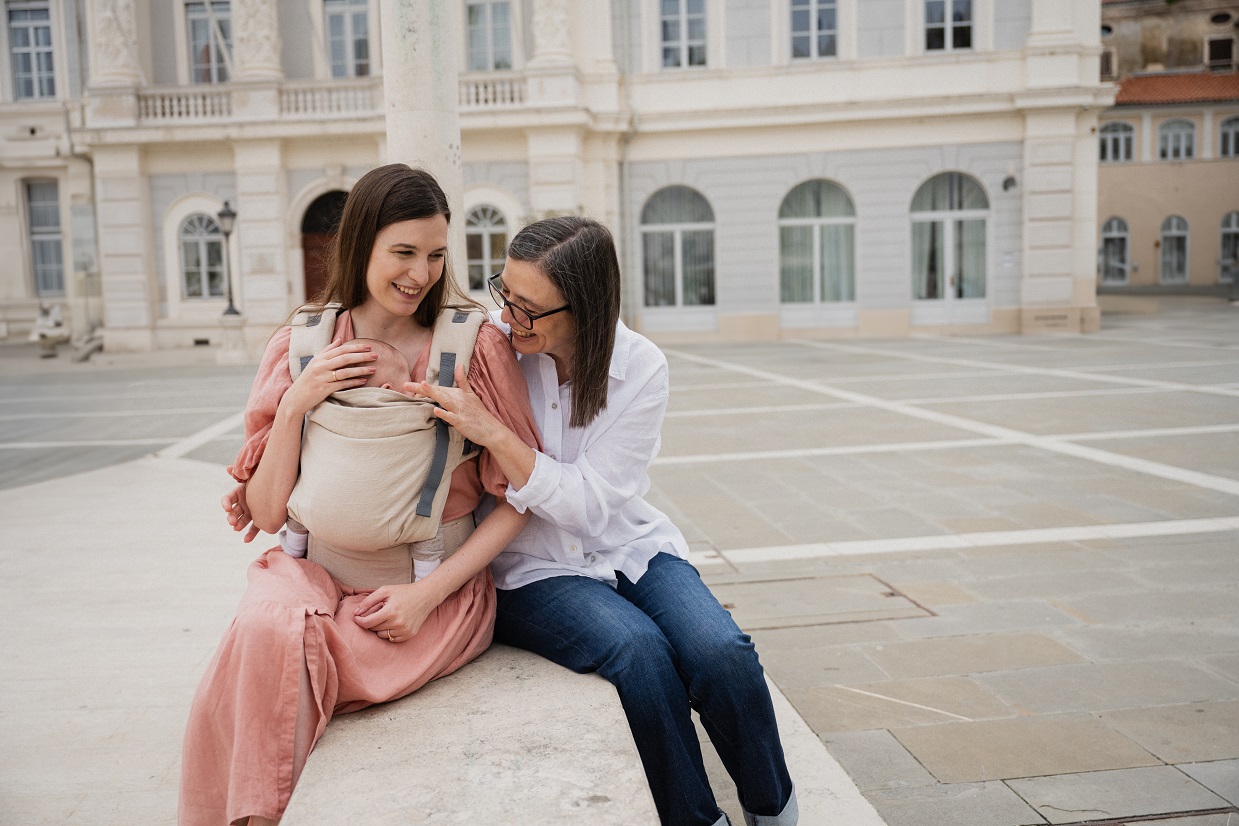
[466,1,512,71]
[926,0,971,52]
[187,1,231,84]
[26,180,63,296]
[325,0,369,78]
[791,0,837,60]
[1100,49,1115,80]
[8,1,54,99]
[661,0,706,68]
[1207,37,1234,72]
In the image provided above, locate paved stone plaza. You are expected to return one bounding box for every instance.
[1,296,1237,824]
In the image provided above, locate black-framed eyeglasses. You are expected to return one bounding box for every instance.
[488,273,571,331]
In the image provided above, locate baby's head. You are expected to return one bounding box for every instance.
[351,338,411,391]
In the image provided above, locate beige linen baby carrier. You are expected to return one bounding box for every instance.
[284,303,484,589]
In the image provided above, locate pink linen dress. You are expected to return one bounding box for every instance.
[179,312,539,826]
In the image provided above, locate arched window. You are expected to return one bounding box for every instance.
[1220,211,1239,283]
[465,205,507,291]
[180,214,226,298]
[910,173,988,301]
[1099,122,1134,163]
[1160,216,1189,283]
[641,186,715,307]
[1100,217,1129,284]
[1158,120,1195,160]
[779,180,855,303]
[1220,116,1239,159]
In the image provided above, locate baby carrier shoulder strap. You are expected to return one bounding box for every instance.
[416,306,486,518]
[287,303,343,380]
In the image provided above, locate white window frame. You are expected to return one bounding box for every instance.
[640,187,716,310]
[465,0,513,72]
[26,178,64,297]
[162,194,236,322]
[659,0,708,70]
[924,0,973,53]
[777,181,856,304]
[1100,216,1129,285]
[1206,35,1235,72]
[1159,215,1189,284]
[906,0,991,57]
[1220,211,1239,284]
[1100,48,1116,80]
[1158,119,1196,161]
[2,0,68,104]
[464,204,508,292]
[1099,121,1134,163]
[178,0,232,85]
[6,0,55,100]
[789,0,839,61]
[909,172,990,326]
[324,0,371,78]
[1219,115,1239,159]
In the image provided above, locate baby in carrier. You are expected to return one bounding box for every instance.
[278,335,472,587]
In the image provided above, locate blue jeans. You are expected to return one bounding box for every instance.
[495,553,794,826]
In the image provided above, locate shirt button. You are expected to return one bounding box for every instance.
[588,553,597,564]
[570,544,577,552]
[551,402,558,409]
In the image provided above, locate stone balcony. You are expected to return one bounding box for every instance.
[80,72,532,138]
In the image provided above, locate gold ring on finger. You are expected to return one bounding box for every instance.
[332,370,338,382]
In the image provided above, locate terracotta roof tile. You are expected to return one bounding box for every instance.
[1116,71,1239,105]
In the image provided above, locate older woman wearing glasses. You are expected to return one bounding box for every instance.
[418,216,797,826]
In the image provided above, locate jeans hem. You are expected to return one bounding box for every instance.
[743,784,798,826]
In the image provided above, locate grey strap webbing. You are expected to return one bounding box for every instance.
[415,313,472,518]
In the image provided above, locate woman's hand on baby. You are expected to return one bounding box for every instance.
[283,337,377,416]
[409,366,505,447]
[352,583,437,643]
[222,483,261,543]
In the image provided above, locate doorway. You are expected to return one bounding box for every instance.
[301,190,348,302]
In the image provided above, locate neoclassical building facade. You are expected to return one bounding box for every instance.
[0,0,1112,353]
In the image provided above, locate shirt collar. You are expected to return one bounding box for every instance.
[609,320,633,381]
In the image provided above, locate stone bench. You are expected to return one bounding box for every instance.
[281,644,658,824]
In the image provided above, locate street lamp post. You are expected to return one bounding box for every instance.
[218,201,239,316]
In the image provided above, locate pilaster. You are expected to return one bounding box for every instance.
[83,0,143,128]
[232,140,289,341]
[525,127,585,217]
[232,0,284,82]
[94,144,155,351]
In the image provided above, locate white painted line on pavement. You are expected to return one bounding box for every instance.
[796,340,1239,399]
[0,407,238,422]
[0,438,176,448]
[765,677,890,825]
[156,411,245,460]
[653,438,1008,466]
[833,686,973,722]
[1055,423,1239,442]
[663,349,1239,498]
[901,386,1173,406]
[664,402,859,418]
[719,516,1239,564]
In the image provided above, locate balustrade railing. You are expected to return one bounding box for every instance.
[133,75,525,126]
[460,74,527,110]
[137,88,231,123]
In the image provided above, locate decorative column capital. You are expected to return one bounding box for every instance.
[88,0,144,87]
[530,0,572,66]
[232,0,283,82]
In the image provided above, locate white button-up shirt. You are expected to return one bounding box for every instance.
[490,316,690,590]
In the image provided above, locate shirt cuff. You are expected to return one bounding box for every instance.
[505,450,559,513]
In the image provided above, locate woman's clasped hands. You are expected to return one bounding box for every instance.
[283,337,377,416]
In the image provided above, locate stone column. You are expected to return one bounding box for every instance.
[524,0,585,218]
[232,0,283,81]
[94,144,155,352]
[379,0,466,281]
[530,0,572,66]
[231,140,290,351]
[84,0,144,127]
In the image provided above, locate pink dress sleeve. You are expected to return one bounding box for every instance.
[227,313,356,483]
[469,321,543,496]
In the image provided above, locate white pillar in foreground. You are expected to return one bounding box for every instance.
[379,0,466,283]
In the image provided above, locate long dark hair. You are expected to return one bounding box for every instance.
[311,164,474,328]
[506,216,620,428]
